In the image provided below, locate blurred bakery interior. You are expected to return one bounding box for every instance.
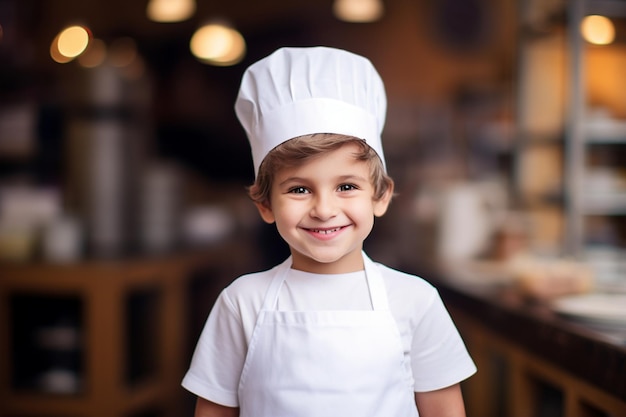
[1,0,625,416]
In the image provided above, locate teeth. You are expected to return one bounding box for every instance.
[313,227,341,234]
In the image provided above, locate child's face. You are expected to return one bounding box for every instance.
[255,142,392,274]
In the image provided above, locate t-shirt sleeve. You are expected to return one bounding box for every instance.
[410,290,477,392]
[181,289,247,407]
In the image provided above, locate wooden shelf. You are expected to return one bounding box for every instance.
[563,0,626,255]
[585,123,626,144]
[0,244,245,417]
[582,193,626,215]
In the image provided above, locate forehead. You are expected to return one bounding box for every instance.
[274,142,370,180]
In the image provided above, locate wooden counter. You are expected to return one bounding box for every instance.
[433,276,626,417]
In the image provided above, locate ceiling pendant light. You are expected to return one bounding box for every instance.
[190,22,246,66]
[581,15,615,45]
[333,0,384,23]
[50,25,92,64]
[147,0,196,23]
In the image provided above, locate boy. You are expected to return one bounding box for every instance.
[182,46,476,417]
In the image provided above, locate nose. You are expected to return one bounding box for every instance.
[310,192,338,220]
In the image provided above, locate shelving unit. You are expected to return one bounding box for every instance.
[0,245,243,417]
[514,0,569,255]
[565,0,626,258]
[515,0,626,277]
[511,3,626,410]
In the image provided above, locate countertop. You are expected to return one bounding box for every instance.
[431,272,626,401]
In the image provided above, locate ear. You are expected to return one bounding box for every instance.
[373,184,394,217]
[255,201,276,224]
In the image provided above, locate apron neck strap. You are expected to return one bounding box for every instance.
[260,252,390,311]
[260,257,293,311]
[362,253,389,311]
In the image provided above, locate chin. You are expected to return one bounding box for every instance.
[292,247,362,271]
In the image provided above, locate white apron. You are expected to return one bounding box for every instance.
[237,253,419,417]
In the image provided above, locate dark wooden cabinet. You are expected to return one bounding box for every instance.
[0,245,245,417]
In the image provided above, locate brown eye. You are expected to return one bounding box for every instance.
[288,186,309,194]
[338,184,357,192]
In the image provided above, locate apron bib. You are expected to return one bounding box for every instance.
[238,253,418,417]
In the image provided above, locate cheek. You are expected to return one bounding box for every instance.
[272,202,302,226]
[346,200,377,222]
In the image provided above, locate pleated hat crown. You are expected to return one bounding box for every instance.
[235,46,387,177]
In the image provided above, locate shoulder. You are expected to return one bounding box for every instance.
[220,261,284,314]
[372,261,443,324]
[374,262,438,299]
[226,265,278,293]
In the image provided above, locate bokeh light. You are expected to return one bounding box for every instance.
[50,32,74,63]
[581,15,615,45]
[77,38,107,68]
[333,0,384,23]
[56,25,91,58]
[147,0,196,22]
[190,23,246,66]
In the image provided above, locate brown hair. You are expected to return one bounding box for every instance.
[247,133,394,205]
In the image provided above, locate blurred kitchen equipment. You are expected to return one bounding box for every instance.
[551,293,626,330]
[138,162,182,252]
[182,205,236,246]
[0,187,61,261]
[0,222,37,262]
[67,117,127,257]
[436,180,508,262]
[64,63,150,257]
[510,255,594,299]
[42,216,83,263]
[34,320,82,394]
[584,246,626,293]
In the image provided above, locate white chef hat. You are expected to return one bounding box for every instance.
[235,46,387,177]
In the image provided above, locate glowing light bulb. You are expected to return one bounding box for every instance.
[50,32,74,63]
[333,0,384,23]
[56,25,91,58]
[190,23,246,66]
[147,0,195,22]
[581,15,615,45]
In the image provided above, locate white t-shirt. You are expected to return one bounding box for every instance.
[182,258,476,407]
